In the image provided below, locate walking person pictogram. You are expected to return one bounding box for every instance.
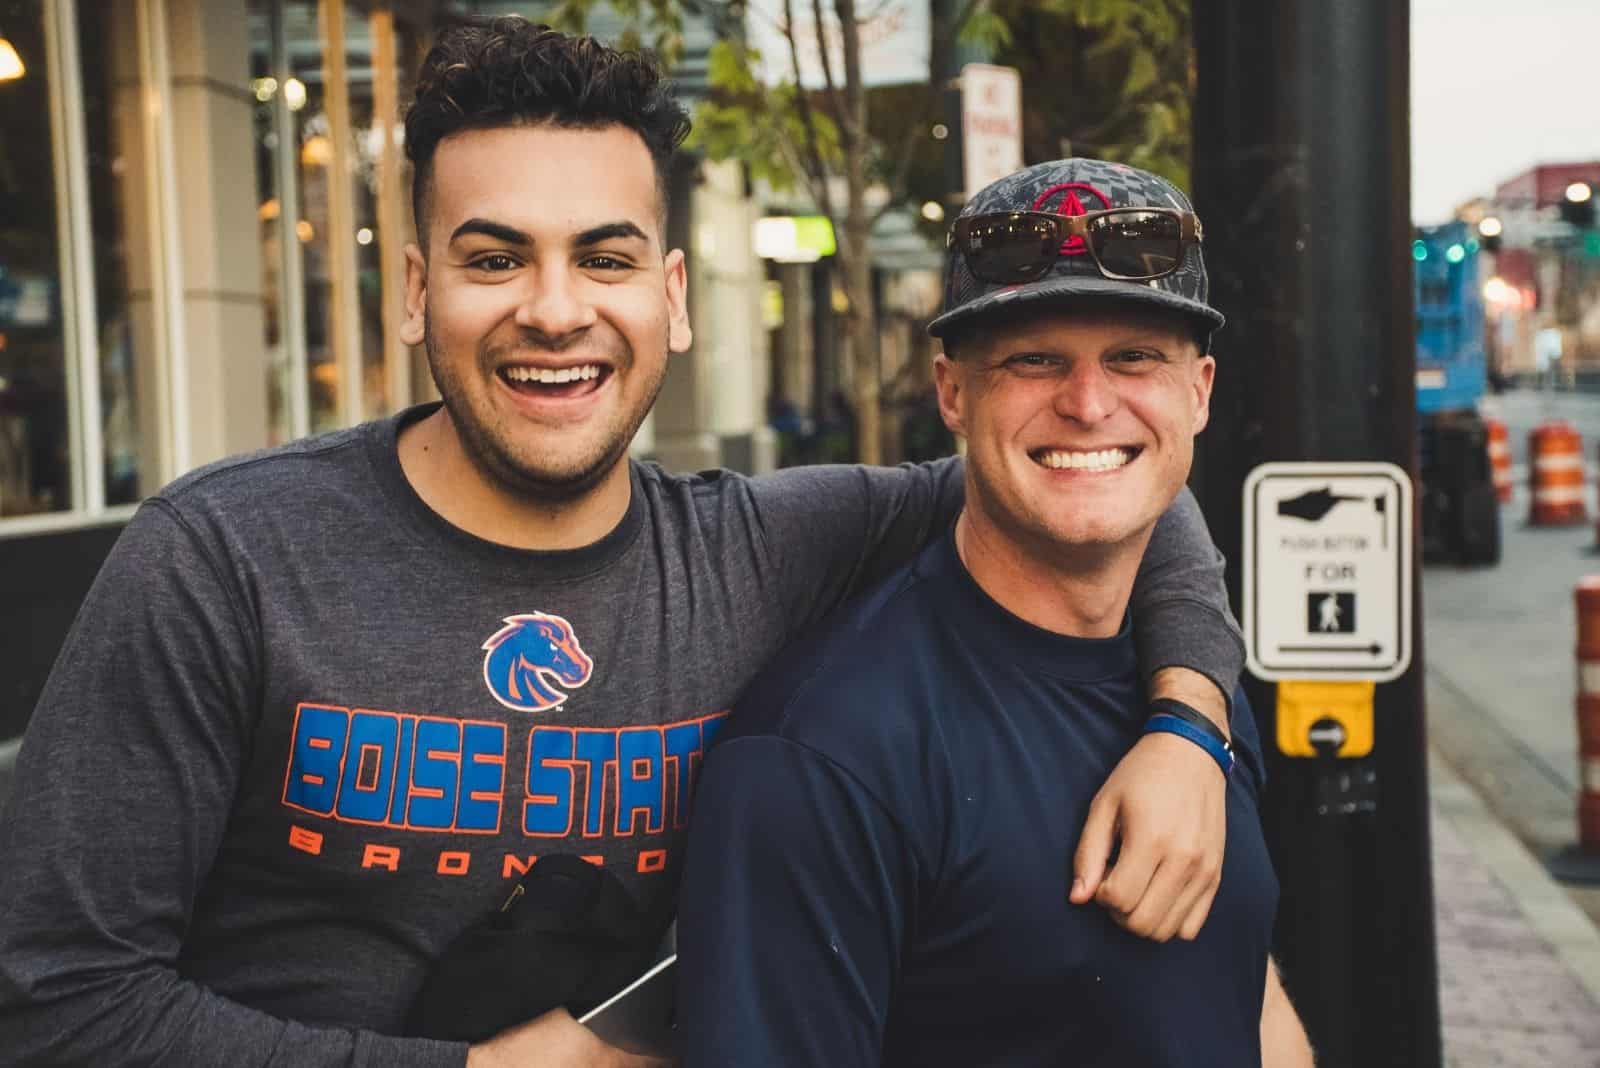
[1305,591,1357,635]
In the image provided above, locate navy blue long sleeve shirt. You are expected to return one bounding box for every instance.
[678,532,1278,1066]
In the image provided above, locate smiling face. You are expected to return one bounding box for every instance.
[934,304,1215,562]
[400,122,692,502]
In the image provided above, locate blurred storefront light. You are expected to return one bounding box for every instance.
[753,215,836,263]
[1478,216,1503,238]
[920,200,945,223]
[1566,181,1593,204]
[0,36,23,82]
[299,133,332,167]
[1482,276,1515,307]
[283,76,307,112]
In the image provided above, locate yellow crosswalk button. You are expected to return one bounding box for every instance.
[1275,680,1375,758]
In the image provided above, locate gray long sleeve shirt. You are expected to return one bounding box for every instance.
[0,404,1243,1066]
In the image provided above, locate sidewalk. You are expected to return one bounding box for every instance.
[1431,752,1600,1066]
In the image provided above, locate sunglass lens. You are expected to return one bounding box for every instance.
[963,216,1058,284]
[1088,211,1183,279]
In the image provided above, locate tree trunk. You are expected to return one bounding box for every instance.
[835,0,880,464]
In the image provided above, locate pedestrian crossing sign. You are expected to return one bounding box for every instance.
[1244,462,1413,682]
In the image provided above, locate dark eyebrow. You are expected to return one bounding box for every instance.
[574,221,649,248]
[448,218,533,247]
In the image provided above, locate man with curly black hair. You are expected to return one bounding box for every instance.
[0,17,1246,1067]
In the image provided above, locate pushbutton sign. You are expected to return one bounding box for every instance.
[1244,462,1413,682]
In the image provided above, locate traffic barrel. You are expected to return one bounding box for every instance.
[1574,578,1600,854]
[1528,421,1587,526]
[1486,418,1511,503]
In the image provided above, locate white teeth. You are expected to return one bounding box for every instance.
[503,364,602,384]
[1036,448,1133,472]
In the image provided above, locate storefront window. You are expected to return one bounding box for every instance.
[0,1,70,517]
[78,0,151,504]
[293,2,342,434]
[252,0,424,442]
[250,2,291,445]
[250,0,341,439]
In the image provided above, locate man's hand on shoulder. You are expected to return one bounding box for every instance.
[1070,668,1228,942]
[466,1008,675,1068]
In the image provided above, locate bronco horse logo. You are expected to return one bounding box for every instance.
[482,613,595,713]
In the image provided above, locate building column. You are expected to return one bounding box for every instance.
[651,154,722,472]
[652,157,776,475]
[164,0,269,465]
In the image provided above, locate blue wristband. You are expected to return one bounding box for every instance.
[1145,713,1234,776]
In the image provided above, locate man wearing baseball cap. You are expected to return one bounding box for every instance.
[676,159,1313,1066]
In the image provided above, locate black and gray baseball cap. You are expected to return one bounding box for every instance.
[928,157,1224,341]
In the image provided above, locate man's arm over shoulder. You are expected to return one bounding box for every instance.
[744,460,1243,698]
[0,502,463,1068]
[1134,484,1245,704]
[743,458,964,636]
[677,733,917,1067]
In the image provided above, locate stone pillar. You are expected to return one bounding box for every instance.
[700,160,776,474]
[164,0,270,465]
[650,154,722,473]
[652,157,776,475]
[775,262,815,418]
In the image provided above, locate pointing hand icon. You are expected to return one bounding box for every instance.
[1277,488,1364,522]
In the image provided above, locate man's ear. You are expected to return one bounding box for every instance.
[400,243,427,348]
[933,353,969,438]
[1191,354,1217,434]
[665,248,692,353]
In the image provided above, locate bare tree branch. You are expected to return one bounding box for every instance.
[812,0,849,146]
[773,121,832,213]
[782,0,837,222]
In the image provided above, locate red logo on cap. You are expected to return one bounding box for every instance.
[1031,182,1112,256]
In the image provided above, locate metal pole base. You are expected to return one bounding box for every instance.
[1547,845,1600,885]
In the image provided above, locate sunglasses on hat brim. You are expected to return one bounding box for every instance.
[949,208,1204,287]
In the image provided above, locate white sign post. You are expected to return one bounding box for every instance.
[1243,462,1414,682]
[960,63,1022,198]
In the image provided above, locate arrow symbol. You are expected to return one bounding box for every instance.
[1278,643,1384,656]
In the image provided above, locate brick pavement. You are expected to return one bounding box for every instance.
[1431,755,1600,1067]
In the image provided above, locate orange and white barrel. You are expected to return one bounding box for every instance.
[1486,418,1511,503]
[1575,578,1600,853]
[1528,421,1586,526]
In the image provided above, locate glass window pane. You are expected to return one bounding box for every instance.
[250,1,431,441]
[0,1,70,517]
[241,0,348,436]
[249,2,292,446]
[293,1,340,434]
[78,0,153,504]
[343,7,386,420]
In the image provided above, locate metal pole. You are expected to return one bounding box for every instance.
[1191,2,1441,1065]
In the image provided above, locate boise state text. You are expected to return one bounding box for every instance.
[275,613,726,878]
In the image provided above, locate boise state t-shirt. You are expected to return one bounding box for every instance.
[0,402,1245,1068]
[678,532,1278,1067]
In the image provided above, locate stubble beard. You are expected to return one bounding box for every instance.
[967,450,1131,576]
[423,315,668,505]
